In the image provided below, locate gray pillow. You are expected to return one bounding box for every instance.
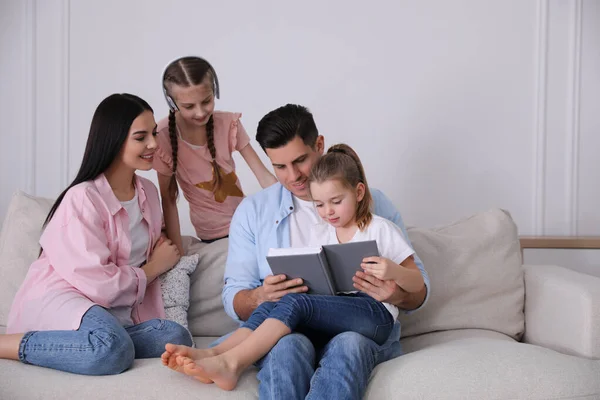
[160,254,199,333]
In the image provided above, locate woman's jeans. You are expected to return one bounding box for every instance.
[18,305,192,375]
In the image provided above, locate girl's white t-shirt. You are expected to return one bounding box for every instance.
[308,215,416,320]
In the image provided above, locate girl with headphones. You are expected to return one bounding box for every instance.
[155,56,276,251]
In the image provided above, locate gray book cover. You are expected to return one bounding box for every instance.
[322,240,380,292]
[266,240,380,295]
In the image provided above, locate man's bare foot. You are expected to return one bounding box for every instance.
[181,355,242,391]
[161,343,219,383]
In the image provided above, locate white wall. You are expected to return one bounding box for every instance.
[1,1,599,270]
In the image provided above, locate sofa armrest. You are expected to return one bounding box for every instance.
[523,264,600,359]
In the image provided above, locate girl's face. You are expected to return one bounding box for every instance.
[169,76,215,128]
[119,110,158,171]
[310,179,365,230]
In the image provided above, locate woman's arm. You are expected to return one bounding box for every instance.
[43,190,148,308]
[157,172,184,255]
[239,144,277,189]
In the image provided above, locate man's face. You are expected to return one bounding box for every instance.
[265,135,325,201]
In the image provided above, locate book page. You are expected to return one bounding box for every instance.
[267,246,323,257]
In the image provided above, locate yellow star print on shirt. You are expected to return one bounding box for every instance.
[195,165,244,203]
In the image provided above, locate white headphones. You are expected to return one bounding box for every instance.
[161,56,220,112]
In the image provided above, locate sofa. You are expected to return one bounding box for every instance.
[0,190,598,400]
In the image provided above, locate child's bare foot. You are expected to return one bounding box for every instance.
[161,343,218,383]
[182,355,242,391]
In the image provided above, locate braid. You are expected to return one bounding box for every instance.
[168,110,179,199]
[206,115,222,192]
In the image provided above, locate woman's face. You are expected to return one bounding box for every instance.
[169,76,215,128]
[119,110,158,171]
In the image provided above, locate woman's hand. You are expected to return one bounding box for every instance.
[142,237,180,283]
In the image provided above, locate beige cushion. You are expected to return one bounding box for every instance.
[184,237,238,337]
[2,332,598,400]
[0,191,54,330]
[0,336,259,400]
[400,208,525,340]
[365,329,600,400]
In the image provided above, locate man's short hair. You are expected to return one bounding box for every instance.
[256,104,319,151]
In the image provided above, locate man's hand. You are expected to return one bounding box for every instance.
[352,270,426,311]
[233,275,308,321]
[259,275,308,303]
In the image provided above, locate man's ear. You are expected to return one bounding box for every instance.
[356,182,366,202]
[315,135,325,155]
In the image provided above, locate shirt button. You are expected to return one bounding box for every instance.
[275,220,279,224]
[289,206,293,210]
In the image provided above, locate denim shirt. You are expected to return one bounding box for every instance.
[222,182,430,322]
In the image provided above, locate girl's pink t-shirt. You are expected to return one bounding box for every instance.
[153,111,251,240]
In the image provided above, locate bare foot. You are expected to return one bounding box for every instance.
[161,343,218,383]
[182,355,242,391]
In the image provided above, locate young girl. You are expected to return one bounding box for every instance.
[155,56,276,251]
[161,144,427,390]
[0,93,192,375]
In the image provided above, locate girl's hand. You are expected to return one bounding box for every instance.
[360,256,399,281]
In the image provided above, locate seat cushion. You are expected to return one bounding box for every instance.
[2,333,598,400]
[366,329,600,400]
[0,336,258,400]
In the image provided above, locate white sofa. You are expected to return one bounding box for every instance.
[0,191,598,400]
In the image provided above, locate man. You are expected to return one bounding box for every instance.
[222,104,430,399]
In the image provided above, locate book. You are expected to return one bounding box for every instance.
[266,240,380,295]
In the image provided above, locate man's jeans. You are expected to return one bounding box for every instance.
[18,305,193,375]
[212,318,402,399]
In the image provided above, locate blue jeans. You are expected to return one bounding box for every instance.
[213,293,402,400]
[18,305,192,375]
[242,293,394,346]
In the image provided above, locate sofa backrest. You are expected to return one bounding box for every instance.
[0,191,524,340]
[400,208,525,340]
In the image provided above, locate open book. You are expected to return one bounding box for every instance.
[266,240,380,295]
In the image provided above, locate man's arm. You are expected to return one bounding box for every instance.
[222,200,309,322]
[232,289,261,322]
[222,201,262,322]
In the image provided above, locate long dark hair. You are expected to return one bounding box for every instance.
[309,144,373,230]
[162,56,220,200]
[43,93,153,228]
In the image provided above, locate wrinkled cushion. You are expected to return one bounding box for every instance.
[400,208,525,340]
[184,237,239,337]
[1,332,598,400]
[0,191,53,329]
[160,253,199,330]
[366,329,600,400]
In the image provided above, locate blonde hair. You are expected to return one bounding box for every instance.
[309,143,373,230]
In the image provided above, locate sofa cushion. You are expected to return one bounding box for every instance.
[0,336,259,400]
[366,329,600,400]
[184,237,239,337]
[400,208,525,340]
[1,333,598,400]
[0,191,53,330]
